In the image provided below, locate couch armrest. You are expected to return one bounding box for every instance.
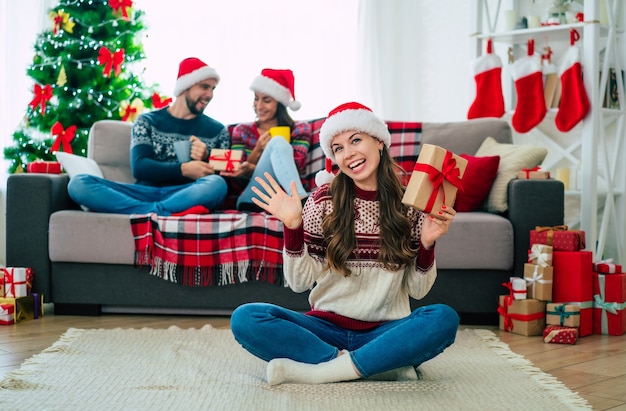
[507,179,565,277]
[6,174,76,300]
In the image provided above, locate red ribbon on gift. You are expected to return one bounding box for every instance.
[152,92,172,109]
[520,166,540,179]
[3,268,15,298]
[98,47,124,77]
[109,0,133,20]
[412,150,463,213]
[497,296,545,332]
[210,150,236,172]
[502,281,526,300]
[29,84,53,116]
[50,121,76,154]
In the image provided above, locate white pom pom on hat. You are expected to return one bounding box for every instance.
[250,68,301,111]
[173,57,220,97]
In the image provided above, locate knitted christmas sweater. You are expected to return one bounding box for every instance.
[130,108,230,186]
[283,184,436,328]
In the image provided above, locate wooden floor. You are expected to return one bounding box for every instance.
[1,307,625,410]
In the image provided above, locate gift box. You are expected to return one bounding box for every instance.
[517,167,550,179]
[1,267,29,298]
[546,303,580,327]
[528,244,553,267]
[502,279,527,300]
[0,303,14,325]
[530,226,585,251]
[31,293,45,319]
[543,325,578,344]
[0,295,37,323]
[592,272,626,335]
[208,149,243,172]
[593,259,622,274]
[498,295,546,336]
[552,251,593,336]
[27,160,62,174]
[401,144,467,215]
[524,263,553,301]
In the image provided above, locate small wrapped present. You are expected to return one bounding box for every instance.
[401,144,467,215]
[0,295,36,323]
[0,303,14,325]
[208,149,243,172]
[552,251,593,336]
[524,263,553,301]
[543,325,578,344]
[528,244,553,267]
[31,293,45,319]
[27,160,62,174]
[530,225,585,251]
[502,279,527,300]
[592,272,626,335]
[593,259,622,274]
[1,267,29,298]
[498,295,546,336]
[546,303,580,327]
[517,167,550,179]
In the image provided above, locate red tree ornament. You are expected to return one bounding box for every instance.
[29,84,53,116]
[109,0,133,20]
[98,47,125,77]
[151,92,172,109]
[50,121,76,154]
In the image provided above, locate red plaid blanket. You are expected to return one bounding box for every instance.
[131,120,424,287]
[131,211,284,286]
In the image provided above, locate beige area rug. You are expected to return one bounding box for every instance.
[0,326,591,411]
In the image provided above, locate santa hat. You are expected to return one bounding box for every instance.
[173,57,220,97]
[318,102,390,161]
[250,68,301,111]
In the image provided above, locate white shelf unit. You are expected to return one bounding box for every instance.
[470,0,626,262]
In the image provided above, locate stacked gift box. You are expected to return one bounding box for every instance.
[591,259,626,336]
[0,267,43,325]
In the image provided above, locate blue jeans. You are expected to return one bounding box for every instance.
[67,174,228,215]
[237,137,307,209]
[231,303,459,378]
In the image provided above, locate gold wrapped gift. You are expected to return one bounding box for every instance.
[498,295,546,336]
[546,303,580,328]
[524,263,553,301]
[209,149,243,172]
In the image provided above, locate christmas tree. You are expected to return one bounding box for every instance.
[4,0,171,174]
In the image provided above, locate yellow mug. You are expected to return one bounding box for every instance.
[269,126,291,143]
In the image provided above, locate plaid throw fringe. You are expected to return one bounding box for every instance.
[130,211,285,287]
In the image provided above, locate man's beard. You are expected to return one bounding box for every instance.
[186,96,208,115]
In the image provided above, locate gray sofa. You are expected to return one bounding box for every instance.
[5,117,564,324]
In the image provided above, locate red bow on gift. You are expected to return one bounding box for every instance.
[98,47,125,77]
[413,151,463,213]
[50,121,76,154]
[29,84,53,116]
[497,296,514,332]
[210,150,236,172]
[152,92,172,109]
[109,0,133,20]
[520,166,540,179]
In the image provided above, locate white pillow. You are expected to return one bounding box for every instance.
[54,151,104,179]
[475,137,547,213]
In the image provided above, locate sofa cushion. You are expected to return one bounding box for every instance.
[88,120,135,184]
[475,137,548,213]
[454,154,500,212]
[435,211,513,270]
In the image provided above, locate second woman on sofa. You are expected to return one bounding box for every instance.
[221,68,311,211]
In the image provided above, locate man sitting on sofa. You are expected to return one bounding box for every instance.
[67,57,231,216]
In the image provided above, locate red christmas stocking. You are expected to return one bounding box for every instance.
[555,30,590,132]
[511,39,547,133]
[468,39,505,119]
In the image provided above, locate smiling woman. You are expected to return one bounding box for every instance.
[138,0,360,123]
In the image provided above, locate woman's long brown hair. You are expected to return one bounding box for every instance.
[321,145,417,277]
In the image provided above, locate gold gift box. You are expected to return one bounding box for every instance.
[546,303,580,328]
[0,294,44,323]
[401,144,467,215]
[498,295,546,336]
[517,169,550,179]
[524,263,553,301]
[209,149,243,172]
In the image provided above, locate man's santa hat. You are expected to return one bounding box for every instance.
[249,69,301,111]
[173,57,220,97]
[315,102,391,186]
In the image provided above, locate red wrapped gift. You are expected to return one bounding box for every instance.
[543,325,578,344]
[530,225,585,251]
[209,149,243,172]
[552,251,593,336]
[0,303,14,325]
[593,259,622,274]
[401,144,467,215]
[592,273,626,336]
[498,295,546,336]
[27,161,62,174]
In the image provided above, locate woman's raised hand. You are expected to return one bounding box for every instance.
[251,172,303,229]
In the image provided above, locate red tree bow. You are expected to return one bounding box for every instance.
[29,84,53,116]
[98,47,125,77]
[152,92,172,109]
[109,0,133,20]
[50,121,76,154]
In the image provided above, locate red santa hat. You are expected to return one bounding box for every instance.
[249,68,301,111]
[173,57,220,97]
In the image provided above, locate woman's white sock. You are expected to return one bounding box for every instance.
[369,366,418,381]
[266,351,360,385]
